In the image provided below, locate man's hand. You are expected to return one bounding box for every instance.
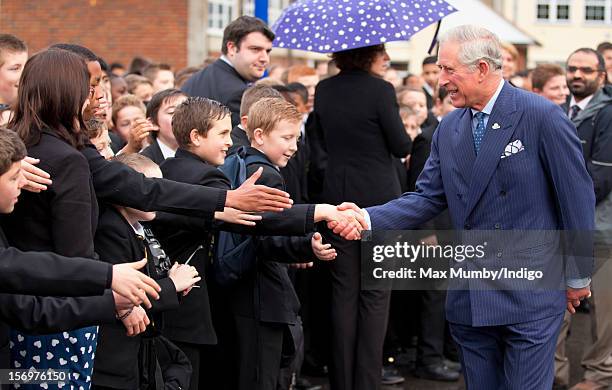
[120,306,150,336]
[214,207,263,226]
[112,259,161,309]
[21,157,52,193]
[290,262,314,269]
[566,286,591,314]
[226,167,293,212]
[320,202,367,240]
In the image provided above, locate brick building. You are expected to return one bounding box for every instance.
[0,0,189,69]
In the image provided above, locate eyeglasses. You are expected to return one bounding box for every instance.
[567,66,601,75]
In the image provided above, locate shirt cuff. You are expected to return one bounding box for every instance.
[363,208,372,230]
[567,277,591,289]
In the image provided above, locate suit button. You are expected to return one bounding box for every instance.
[500,190,507,196]
[464,224,471,230]
[494,223,501,229]
[496,251,503,258]
[457,193,462,199]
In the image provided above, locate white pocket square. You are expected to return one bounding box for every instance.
[501,139,524,159]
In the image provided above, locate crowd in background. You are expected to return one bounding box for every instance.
[0,13,611,390]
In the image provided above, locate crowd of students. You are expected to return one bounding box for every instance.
[0,12,611,390]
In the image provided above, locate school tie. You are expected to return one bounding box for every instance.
[473,112,487,154]
[570,105,581,120]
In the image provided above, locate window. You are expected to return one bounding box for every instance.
[208,0,235,30]
[584,0,612,23]
[537,0,571,21]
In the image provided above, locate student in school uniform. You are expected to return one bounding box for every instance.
[153,97,362,390]
[92,153,199,390]
[141,89,187,164]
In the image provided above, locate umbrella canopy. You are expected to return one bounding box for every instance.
[272,0,457,53]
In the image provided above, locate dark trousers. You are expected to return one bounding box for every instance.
[323,232,391,390]
[450,313,564,390]
[172,341,226,390]
[235,316,284,390]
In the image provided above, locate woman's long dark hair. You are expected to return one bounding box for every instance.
[9,48,90,149]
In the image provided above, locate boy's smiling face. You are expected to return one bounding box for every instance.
[252,119,301,168]
[190,114,233,166]
[0,50,27,106]
[0,161,27,213]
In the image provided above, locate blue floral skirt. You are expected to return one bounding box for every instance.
[10,326,98,390]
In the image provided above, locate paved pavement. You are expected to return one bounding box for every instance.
[304,311,592,390]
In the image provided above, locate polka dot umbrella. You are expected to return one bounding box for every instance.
[272,0,457,53]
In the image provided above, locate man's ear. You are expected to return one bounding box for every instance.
[477,60,491,81]
[240,115,248,129]
[226,41,238,57]
[189,129,201,146]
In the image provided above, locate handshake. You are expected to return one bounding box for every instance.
[314,202,368,240]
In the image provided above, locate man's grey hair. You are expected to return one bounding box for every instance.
[438,25,503,73]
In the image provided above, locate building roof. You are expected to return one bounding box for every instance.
[442,0,540,45]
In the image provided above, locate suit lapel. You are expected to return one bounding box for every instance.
[453,108,477,185]
[463,84,520,219]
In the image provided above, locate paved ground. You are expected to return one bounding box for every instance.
[303,312,593,390]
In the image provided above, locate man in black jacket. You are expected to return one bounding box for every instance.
[182,16,274,127]
[555,48,612,390]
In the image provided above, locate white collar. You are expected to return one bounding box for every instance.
[422,83,434,96]
[569,94,594,111]
[156,138,176,160]
[220,55,234,68]
[471,79,505,117]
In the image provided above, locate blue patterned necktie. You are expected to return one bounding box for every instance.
[473,112,487,154]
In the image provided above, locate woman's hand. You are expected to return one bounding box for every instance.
[120,306,150,336]
[21,157,52,193]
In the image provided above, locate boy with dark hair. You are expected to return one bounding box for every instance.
[141,89,187,163]
[182,16,276,126]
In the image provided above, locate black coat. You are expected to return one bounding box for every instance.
[0,228,115,369]
[280,127,310,204]
[229,125,250,156]
[153,148,315,342]
[2,131,98,258]
[141,139,167,165]
[181,59,249,127]
[93,206,179,389]
[312,70,412,207]
[82,143,226,217]
[244,147,315,324]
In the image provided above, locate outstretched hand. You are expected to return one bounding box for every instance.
[226,167,293,212]
[311,232,337,261]
[112,259,161,309]
[214,207,263,226]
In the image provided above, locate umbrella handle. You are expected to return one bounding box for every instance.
[428,21,442,55]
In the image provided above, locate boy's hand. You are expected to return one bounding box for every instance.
[112,259,161,309]
[311,232,336,261]
[168,262,201,293]
[21,157,52,193]
[214,207,262,226]
[121,306,150,336]
[226,167,293,212]
[121,119,156,154]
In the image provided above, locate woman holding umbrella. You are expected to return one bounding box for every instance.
[312,44,412,390]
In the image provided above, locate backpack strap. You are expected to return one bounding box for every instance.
[244,153,277,171]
